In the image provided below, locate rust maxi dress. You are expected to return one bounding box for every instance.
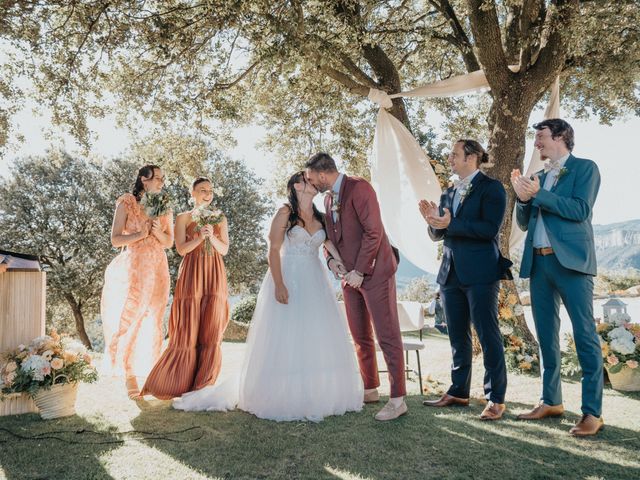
[141,221,230,399]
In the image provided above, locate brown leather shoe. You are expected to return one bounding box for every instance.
[569,414,604,437]
[480,401,506,420]
[517,403,565,420]
[422,393,470,407]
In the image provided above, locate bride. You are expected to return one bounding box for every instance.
[174,171,363,421]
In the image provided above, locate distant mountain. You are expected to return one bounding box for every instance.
[396,253,435,289]
[594,219,640,271]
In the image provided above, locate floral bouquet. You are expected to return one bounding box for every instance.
[192,203,224,255]
[597,312,640,374]
[140,190,171,218]
[0,330,98,399]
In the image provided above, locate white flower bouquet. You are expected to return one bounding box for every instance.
[0,330,98,399]
[192,203,224,255]
[140,190,172,218]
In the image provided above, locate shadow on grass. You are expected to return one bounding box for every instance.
[0,413,119,480]
[129,397,640,480]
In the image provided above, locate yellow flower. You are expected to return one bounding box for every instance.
[63,352,78,364]
[596,323,610,333]
[506,294,518,306]
[601,342,610,357]
[499,307,513,319]
[518,362,532,371]
[50,358,64,370]
[509,335,523,347]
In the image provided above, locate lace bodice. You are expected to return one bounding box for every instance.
[282,225,326,257]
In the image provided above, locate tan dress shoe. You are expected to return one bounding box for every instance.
[422,394,470,407]
[364,390,380,403]
[517,403,564,420]
[480,401,506,420]
[374,401,408,421]
[569,414,604,437]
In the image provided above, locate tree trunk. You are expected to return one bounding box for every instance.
[64,293,93,349]
[487,90,540,352]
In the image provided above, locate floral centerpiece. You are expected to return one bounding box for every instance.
[597,312,640,391]
[0,330,98,418]
[191,189,224,255]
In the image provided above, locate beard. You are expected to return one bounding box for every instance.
[314,181,331,193]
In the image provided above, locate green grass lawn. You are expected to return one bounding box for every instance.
[1,334,639,480]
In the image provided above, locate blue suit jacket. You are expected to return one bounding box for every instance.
[516,154,600,278]
[430,171,513,285]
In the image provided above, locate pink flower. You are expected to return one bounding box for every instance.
[626,360,638,369]
[50,358,64,370]
[607,354,620,366]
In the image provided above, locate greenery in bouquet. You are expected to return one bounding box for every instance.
[498,290,539,374]
[0,330,98,398]
[192,200,224,255]
[597,313,640,374]
[140,190,172,218]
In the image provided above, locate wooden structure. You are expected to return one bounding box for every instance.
[0,271,46,416]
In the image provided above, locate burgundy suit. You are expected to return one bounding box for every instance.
[325,175,406,397]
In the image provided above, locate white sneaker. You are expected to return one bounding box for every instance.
[374,400,408,421]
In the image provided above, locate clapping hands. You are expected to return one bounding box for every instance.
[510,169,540,202]
[419,200,451,229]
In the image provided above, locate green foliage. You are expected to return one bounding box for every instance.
[231,295,258,325]
[600,272,640,292]
[561,334,583,378]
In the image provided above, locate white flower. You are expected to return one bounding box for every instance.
[61,337,87,356]
[610,338,636,355]
[607,312,631,326]
[609,326,635,342]
[524,354,534,363]
[21,355,51,381]
[514,304,524,316]
[18,344,26,351]
[500,324,514,335]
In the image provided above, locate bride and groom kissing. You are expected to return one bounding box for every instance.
[174,152,408,422]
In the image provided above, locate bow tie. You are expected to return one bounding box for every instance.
[453,177,471,191]
[543,159,562,173]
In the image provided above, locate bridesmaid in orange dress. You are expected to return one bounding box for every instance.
[101,165,174,399]
[141,177,230,400]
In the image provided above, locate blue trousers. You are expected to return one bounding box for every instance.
[440,262,507,403]
[530,253,603,416]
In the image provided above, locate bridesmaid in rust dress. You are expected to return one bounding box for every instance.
[141,177,230,399]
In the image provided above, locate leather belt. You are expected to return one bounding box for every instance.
[534,247,554,256]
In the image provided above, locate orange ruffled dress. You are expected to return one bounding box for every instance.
[141,221,230,399]
[101,193,171,378]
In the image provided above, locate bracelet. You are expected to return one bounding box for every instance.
[326,256,335,269]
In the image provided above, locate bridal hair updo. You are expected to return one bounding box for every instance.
[456,139,490,167]
[286,171,325,235]
[132,164,161,200]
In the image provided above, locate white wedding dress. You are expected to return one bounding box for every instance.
[174,225,363,421]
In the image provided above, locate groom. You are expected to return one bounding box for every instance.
[305,152,407,421]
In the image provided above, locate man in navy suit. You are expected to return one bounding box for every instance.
[511,119,604,436]
[420,139,512,420]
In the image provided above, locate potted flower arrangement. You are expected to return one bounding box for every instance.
[0,330,98,419]
[597,312,640,391]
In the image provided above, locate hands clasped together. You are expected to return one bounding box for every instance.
[510,169,541,202]
[418,200,451,230]
[328,258,364,289]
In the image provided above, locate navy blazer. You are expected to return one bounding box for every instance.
[429,171,512,285]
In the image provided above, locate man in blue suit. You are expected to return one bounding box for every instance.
[511,118,604,436]
[420,139,512,420]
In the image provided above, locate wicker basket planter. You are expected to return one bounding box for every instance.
[33,383,78,419]
[608,367,640,392]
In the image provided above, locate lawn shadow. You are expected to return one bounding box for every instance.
[130,396,640,480]
[0,412,120,480]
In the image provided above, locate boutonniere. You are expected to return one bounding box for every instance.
[553,167,569,187]
[458,183,473,204]
[328,191,341,220]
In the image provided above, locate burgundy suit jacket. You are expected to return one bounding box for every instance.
[324,176,397,288]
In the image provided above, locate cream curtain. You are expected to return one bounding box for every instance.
[369,71,560,274]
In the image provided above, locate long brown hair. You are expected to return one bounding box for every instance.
[286,171,324,235]
[132,164,161,200]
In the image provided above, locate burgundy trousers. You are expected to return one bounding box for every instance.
[343,275,406,398]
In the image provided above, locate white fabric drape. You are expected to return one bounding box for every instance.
[368,70,559,273]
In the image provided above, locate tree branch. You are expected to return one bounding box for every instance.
[430,0,480,72]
